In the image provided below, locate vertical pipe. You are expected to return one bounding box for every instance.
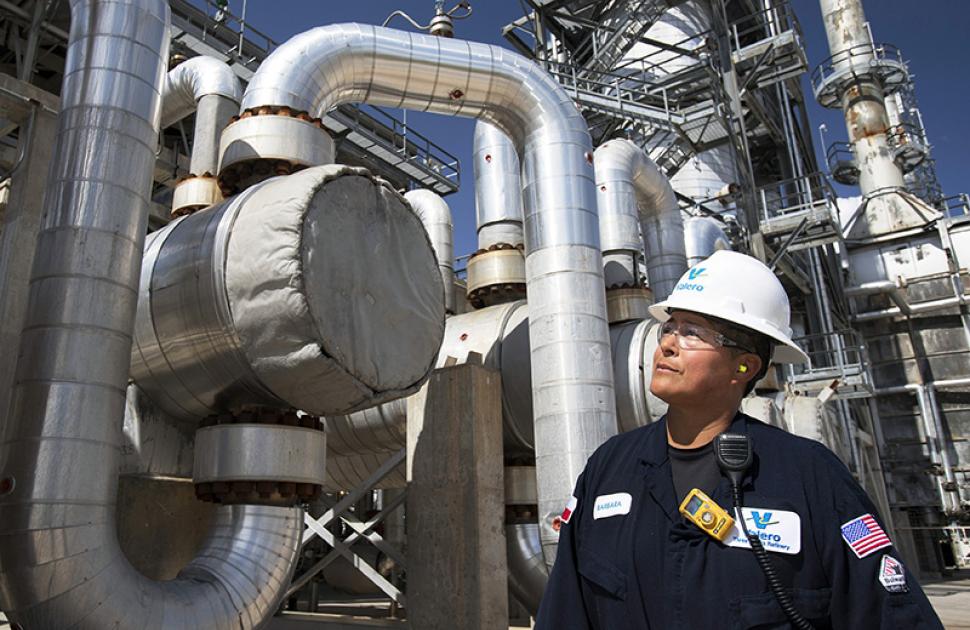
[473,120,524,249]
[190,93,237,176]
[0,3,302,628]
[925,386,963,512]
[404,189,456,315]
[915,385,951,514]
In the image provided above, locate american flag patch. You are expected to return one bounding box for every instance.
[561,495,578,524]
[841,513,892,558]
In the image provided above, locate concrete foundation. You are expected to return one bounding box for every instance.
[406,363,509,630]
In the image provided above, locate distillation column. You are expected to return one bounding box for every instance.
[815,0,936,238]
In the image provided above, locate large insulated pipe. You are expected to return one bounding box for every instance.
[0,1,299,628]
[594,138,686,301]
[818,0,908,237]
[684,216,730,267]
[405,189,456,314]
[240,23,617,566]
[161,55,241,174]
[473,120,524,249]
[161,56,242,214]
[467,120,527,307]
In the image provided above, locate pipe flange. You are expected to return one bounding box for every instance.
[218,107,335,195]
[194,408,326,506]
[606,287,653,324]
[171,174,223,217]
[466,244,526,308]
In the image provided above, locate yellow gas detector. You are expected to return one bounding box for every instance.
[678,488,735,542]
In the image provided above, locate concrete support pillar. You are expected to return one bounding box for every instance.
[406,363,508,630]
[0,75,58,434]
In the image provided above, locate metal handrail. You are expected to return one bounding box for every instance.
[729,0,802,51]
[348,105,461,187]
[886,121,928,150]
[185,0,279,67]
[756,171,838,222]
[786,329,871,387]
[825,142,854,166]
[811,41,907,95]
[943,194,970,218]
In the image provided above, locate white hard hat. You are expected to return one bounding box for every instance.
[648,250,809,364]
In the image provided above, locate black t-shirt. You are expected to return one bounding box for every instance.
[668,442,722,505]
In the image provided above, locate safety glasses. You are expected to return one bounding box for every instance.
[657,319,750,352]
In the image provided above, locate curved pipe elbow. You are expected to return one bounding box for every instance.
[595,139,686,301]
[162,56,242,128]
[404,189,456,314]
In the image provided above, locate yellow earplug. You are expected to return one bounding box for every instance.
[738,364,748,373]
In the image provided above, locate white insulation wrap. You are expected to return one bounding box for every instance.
[131,165,445,420]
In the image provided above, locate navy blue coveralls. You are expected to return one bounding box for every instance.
[535,413,943,629]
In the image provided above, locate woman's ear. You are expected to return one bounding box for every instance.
[735,353,763,384]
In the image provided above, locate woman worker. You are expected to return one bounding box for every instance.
[535,250,942,629]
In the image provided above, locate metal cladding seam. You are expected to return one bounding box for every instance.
[241,23,618,566]
[404,189,456,315]
[594,138,687,301]
[0,2,301,628]
[473,120,524,249]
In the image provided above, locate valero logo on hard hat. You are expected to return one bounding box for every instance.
[675,266,707,292]
[648,251,810,364]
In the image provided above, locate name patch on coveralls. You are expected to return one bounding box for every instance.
[725,507,801,554]
[593,492,632,519]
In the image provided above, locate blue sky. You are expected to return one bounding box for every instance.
[231,0,970,260]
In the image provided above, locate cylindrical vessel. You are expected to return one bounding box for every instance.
[131,165,445,421]
[818,0,915,239]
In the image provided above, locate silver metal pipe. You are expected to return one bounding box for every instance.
[845,279,912,315]
[405,189,456,314]
[241,23,617,566]
[506,522,548,616]
[161,56,242,177]
[914,386,951,515]
[594,139,686,300]
[473,120,524,249]
[925,386,964,509]
[852,296,962,322]
[161,55,242,129]
[684,216,731,268]
[0,2,301,628]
